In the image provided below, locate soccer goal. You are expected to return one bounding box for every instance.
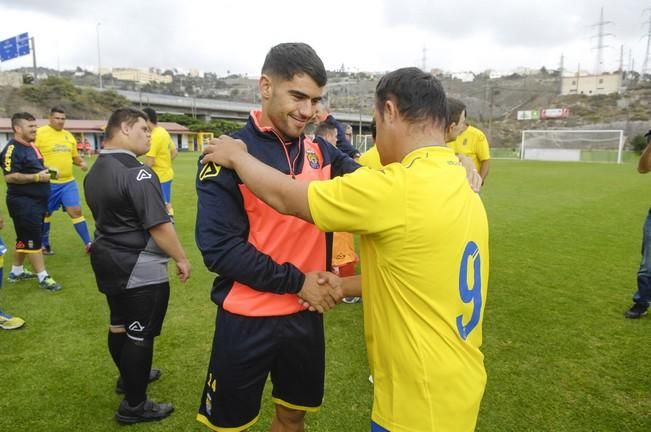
[520,129,625,163]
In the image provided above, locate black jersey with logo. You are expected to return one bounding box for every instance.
[84,150,171,294]
[0,139,50,199]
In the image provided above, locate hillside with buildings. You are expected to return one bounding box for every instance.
[1,65,649,149]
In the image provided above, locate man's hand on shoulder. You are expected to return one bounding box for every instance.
[201,135,248,169]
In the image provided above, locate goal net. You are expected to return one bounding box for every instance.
[520,129,624,163]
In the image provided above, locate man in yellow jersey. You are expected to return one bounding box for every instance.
[358,119,382,169]
[142,107,177,216]
[35,107,92,255]
[201,67,489,432]
[446,98,491,182]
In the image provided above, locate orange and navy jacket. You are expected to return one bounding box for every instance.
[196,110,360,317]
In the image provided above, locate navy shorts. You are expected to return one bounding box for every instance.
[197,309,325,431]
[106,282,170,341]
[7,195,47,252]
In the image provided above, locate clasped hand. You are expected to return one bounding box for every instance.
[297,272,344,313]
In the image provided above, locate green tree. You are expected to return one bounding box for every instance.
[631,134,648,154]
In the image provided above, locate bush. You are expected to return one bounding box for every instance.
[158,113,242,136]
[630,134,648,154]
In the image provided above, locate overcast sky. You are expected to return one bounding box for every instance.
[1,0,649,77]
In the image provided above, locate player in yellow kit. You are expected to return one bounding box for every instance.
[358,119,382,170]
[446,98,491,182]
[142,108,177,216]
[200,67,489,432]
[35,107,91,255]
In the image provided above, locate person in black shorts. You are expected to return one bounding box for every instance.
[84,108,191,425]
[0,112,61,292]
[195,43,354,432]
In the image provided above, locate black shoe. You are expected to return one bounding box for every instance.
[115,368,162,394]
[115,399,174,424]
[624,303,648,319]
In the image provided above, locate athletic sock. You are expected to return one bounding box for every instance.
[108,331,127,370]
[37,271,48,283]
[72,217,92,245]
[11,265,24,275]
[41,216,51,248]
[120,338,154,406]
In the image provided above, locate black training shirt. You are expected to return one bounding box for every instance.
[84,149,171,294]
[0,139,50,200]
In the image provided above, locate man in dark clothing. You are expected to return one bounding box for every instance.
[196,43,357,432]
[84,108,191,424]
[315,103,361,159]
[626,129,651,318]
[0,112,61,292]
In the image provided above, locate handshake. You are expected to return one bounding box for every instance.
[297,271,357,313]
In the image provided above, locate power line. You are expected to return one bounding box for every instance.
[642,7,651,75]
[591,7,614,75]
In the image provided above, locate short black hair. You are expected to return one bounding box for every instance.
[447,97,466,127]
[106,108,148,140]
[142,107,158,124]
[315,121,337,137]
[11,112,36,132]
[50,106,65,115]
[375,67,447,129]
[262,43,327,87]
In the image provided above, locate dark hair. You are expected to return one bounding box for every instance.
[447,97,466,127]
[315,121,337,137]
[50,106,65,114]
[142,107,158,124]
[11,112,36,132]
[375,67,447,128]
[262,43,327,87]
[105,108,148,140]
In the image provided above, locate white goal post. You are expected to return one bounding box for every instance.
[520,129,625,164]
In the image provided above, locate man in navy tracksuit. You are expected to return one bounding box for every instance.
[196,43,359,432]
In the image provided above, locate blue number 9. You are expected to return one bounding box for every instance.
[456,241,482,340]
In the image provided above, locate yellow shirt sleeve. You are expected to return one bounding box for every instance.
[68,131,79,158]
[307,166,404,235]
[474,130,490,161]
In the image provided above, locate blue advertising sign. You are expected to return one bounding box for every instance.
[0,33,30,62]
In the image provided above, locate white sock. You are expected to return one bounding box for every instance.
[11,265,24,275]
[37,271,48,283]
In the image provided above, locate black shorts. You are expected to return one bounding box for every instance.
[197,309,325,431]
[106,282,170,340]
[6,195,47,252]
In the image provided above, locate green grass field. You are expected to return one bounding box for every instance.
[1,154,650,431]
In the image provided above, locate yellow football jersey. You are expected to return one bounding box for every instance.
[35,125,78,184]
[448,125,490,171]
[358,146,383,169]
[146,126,175,182]
[308,146,489,432]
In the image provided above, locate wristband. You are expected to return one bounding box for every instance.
[34,174,39,183]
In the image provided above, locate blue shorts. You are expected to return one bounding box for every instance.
[48,181,81,214]
[160,180,172,204]
[371,421,389,432]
